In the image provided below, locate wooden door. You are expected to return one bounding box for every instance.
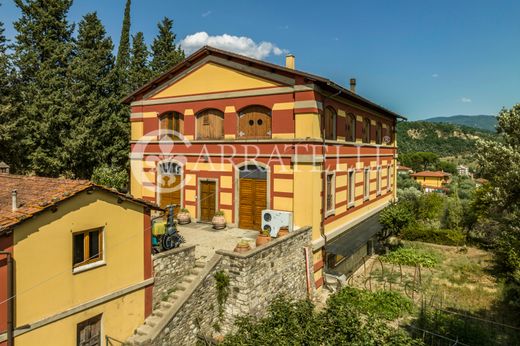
[196,109,224,139]
[200,180,216,222]
[239,178,267,230]
[159,174,182,215]
[77,315,101,346]
[238,106,271,139]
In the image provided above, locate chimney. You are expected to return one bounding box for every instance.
[285,54,295,69]
[11,190,17,212]
[349,78,357,93]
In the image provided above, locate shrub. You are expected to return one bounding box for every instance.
[417,193,445,221]
[402,224,466,246]
[380,201,416,237]
[91,164,128,192]
[382,245,442,268]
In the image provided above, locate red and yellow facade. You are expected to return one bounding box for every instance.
[126,46,400,289]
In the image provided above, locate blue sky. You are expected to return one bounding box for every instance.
[1,0,519,120]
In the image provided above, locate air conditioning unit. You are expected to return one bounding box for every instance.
[261,210,293,237]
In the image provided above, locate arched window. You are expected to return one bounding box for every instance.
[376,121,383,144]
[362,118,371,143]
[159,112,182,140]
[324,107,336,140]
[196,109,224,139]
[346,113,356,142]
[238,106,272,139]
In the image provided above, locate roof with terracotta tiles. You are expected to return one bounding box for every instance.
[410,171,451,178]
[0,174,161,232]
[397,165,413,171]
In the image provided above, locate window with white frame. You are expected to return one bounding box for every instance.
[348,170,355,207]
[387,165,392,190]
[376,166,382,196]
[73,228,104,270]
[364,168,370,200]
[325,172,335,215]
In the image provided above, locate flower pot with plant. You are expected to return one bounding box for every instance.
[233,239,251,253]
[212,210,226,230]
[256,228,272,246]
[176,208,191,225]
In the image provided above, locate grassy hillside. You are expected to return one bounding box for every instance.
[397,121,497,157]
[424,115,497,132]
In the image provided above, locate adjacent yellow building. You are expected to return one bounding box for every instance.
[0,175,161,346]
[410,171,451,192]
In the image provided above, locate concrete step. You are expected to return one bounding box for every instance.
[136,325,153,336]
[195,260,206,268]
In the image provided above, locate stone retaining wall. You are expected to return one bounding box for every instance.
[150,227,312,345]
[152,245,196,308]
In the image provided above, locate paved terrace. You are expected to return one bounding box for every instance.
[177,222,259,261]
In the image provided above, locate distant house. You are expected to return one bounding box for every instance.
[410,171,451,193]
[397,165,413,175]
[457,165,469,176]
[0,175,161,346]
[0,162,9,175]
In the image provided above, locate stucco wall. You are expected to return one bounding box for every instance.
[152,245,196,308]
[151,227,311,345]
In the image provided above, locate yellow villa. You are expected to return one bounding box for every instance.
[410,171,451,192]
[0,174,161,346]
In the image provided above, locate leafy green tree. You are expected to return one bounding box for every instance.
[397,173,421,190]
[91,164,128,192]
[436,160,457,175]
[400,152,440,171]
[443,196,463,229]
[150,17,185,76]
[417,192,445,221]
[66,12,119,179]
[115,0,131,70]
[380,201,416,237]
[475,104,520,307]
[13,0,75,176]
[129,31,152,92]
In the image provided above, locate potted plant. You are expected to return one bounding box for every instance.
[233,240,251,253]
[212,210,226,230]
[277,226,289,237]
[176,208,191,225]
[256,229,272,246]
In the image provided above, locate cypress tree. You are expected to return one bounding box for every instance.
[13,0,74,176]
[150,17,185,76]
[67,12,118,179]
[116,0,131,70]
[129,31,152,92]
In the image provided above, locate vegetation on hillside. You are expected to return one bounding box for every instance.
[425,114,497,132]
[397,121,497,157]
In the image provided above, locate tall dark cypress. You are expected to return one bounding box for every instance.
[67,12,118,179]
[13,0,74,176]
[150,17,185,77]
[129,32,152,92]
[116,0,131,70]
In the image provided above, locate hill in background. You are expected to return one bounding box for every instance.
[397,121,497,157]
[424,115,497,132]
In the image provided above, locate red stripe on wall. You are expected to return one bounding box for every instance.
[0,233,13,336]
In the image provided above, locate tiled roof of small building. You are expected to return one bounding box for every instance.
[397,165,413,171]
[410,171,451,178]
[0,174,161,232]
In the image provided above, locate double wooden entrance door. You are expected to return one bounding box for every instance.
[199,180,216,222]
[239,178,267,230]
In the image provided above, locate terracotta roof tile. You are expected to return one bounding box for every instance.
[410,171,451,178]
[0,174,161,231]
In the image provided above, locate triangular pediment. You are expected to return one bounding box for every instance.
[149,60,285,99]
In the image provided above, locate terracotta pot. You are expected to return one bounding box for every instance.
[234,242,251,253]
[212,215,226,230]
[177,212,191,225]
[256,234,272,247]
[277,227,289,237]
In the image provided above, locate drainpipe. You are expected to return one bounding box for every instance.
[0,251,13,346]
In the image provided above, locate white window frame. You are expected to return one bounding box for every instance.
[325,171,336,217]
[387,165,392,191]
[363,167,370,201]
[376,166,382,196]
[348,169,356,208]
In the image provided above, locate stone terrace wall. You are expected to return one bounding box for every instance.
[150,227,312,345]
[152,245,195,308]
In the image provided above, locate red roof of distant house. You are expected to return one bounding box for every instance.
[410,171,451,178]
[475,178,489,184]
[397,165,413,171]
[0,174,161,232]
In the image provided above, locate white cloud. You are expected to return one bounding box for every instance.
[461,97,472,103]
[180,32,286,60]
[432,73,439,78]
[201,10,212,17]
